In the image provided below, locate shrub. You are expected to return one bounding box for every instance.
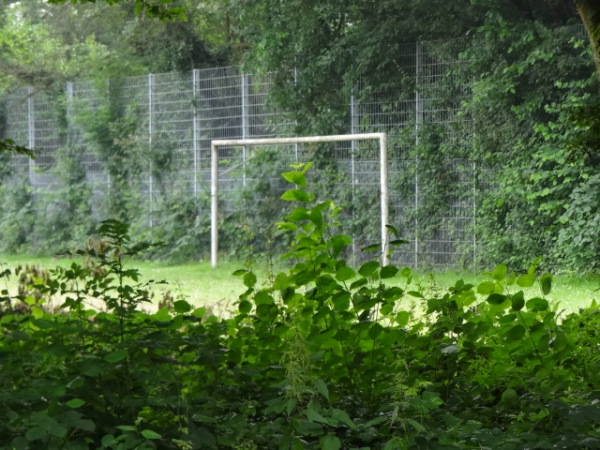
[1,166,599,449]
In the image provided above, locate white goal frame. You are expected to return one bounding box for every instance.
[211,133,389,267]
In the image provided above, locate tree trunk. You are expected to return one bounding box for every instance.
[575,0,600,79]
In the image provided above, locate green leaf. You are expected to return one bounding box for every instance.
[477,281,495,295]
[295,419,323,435]
[380,265,399,279]
[499,388,518,406]
[395,311,410,327]
[282,171,307,188]
[335,266,355,282]
[32,319,54,329]
[173,300,192,313]
[365,416,388,427]
[331,234,352,255]
[305,406,332,425]
[383,439,404,450]
[281,189,310,203]
[332,292,350,311]
[141,429,162,440]
[31,306,44,319]
[368,323,384,340]
[66,398,86,408]
[486,293,507,305]
[313,379,329,401]
[504,324,526,341]
[232,269,249,276]
[152,307,171,322]
[278,221,298,231]
[116,425,138,432]
[74,419,96,432]
[517,273,536,288]
[350,277,368,290]
[104,350,128,363]
[330,408,356,429]
[385,224,399,237]
[254,290,274,305]
[274,272,289,290]
[526,297,549,312]
[358,261,380,277]
[540,273,552,295]
[101,435,117,447]
[361,243,380,252]
[30,413,66,439]
[25,427,46,441]
[511,292,525,311]
[300,162,313,173]
[381,304,394,316]
[238,300,252,314]
[287,207,310,221]
[491,264,508,281]
[320,435,341,450]
[406,418,426,433]
[243,271,257,288]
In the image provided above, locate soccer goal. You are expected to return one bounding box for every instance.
[211,133,389,267]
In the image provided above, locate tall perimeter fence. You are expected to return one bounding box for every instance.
[1,40,477,268]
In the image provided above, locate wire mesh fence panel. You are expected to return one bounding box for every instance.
[68,79,110,186]
[247,72,296,139]
[27,91,66,229]
[3,88,31,181]
[2,38,480,267]
[112,74,153,220]
[215,140,383,261]
[151,71,195,198]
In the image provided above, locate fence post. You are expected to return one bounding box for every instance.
[414,41,424,269]
[148,73,154,227]
[241,73,250,186]
[66,82,74,144]
[27,87,35,185]
[350,87,359,260]
[192,69,199,199]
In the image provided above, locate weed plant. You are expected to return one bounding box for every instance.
[1,165,600,449]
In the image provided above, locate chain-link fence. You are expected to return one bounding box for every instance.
[1,40,475,267]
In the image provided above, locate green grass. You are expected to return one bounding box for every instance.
[2,254,599,314]
[410,268,600,312]
[0,255,250,313]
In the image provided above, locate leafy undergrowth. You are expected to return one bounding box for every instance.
[2,165,600,449]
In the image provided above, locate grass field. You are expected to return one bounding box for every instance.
[1,254,599,315]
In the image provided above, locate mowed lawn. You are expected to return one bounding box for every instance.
[1,254,599,315]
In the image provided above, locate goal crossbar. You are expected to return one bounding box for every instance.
[211,133,389,267]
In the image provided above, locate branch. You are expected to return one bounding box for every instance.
[0,139,36,159]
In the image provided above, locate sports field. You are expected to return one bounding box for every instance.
[1,254,599,315]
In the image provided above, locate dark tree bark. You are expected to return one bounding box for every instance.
[575,0,600,79]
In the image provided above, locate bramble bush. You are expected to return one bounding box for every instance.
[1,165,600,449]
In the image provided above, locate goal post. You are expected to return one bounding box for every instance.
[211,133,389,267]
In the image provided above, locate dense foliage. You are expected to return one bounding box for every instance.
[0,0,235,96]
[1,169,600,449]
[2,0,600,270]
[459,16,600,270]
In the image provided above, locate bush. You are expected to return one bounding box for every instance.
[1,166,599,449]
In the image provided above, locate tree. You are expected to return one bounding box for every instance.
[575,0,600,79]
[0,0,238,154]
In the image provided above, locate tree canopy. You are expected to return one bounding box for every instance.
[2,0,600,271]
